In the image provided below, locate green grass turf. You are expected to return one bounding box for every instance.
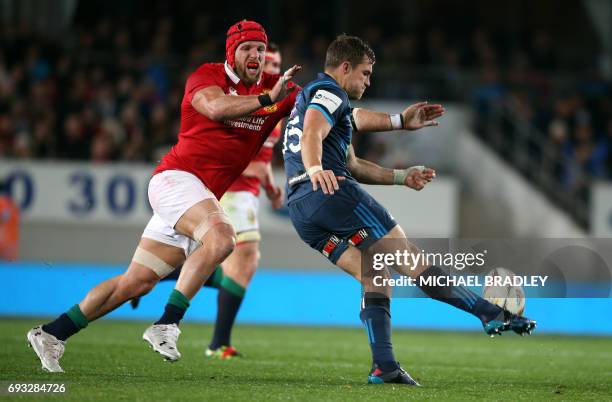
[1,318,611,401]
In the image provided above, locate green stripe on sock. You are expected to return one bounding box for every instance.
[210,266,223,288]
[168,289,190,311]
[67,304,88,329]
[220,276,246,298]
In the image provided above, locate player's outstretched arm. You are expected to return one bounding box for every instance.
[242,161,269,182]
[352,102,445,133]
[262,163,284,209]
[192,86,264,121]
[301,108,344,195]
[192,65,301,121]
[346,145,436,190]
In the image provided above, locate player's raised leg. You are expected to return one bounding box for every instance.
[144,198,235,361]
[379,225,536,336]
[27,237,185,372]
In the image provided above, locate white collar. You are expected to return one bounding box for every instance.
[224,61,240,84]
[224,60,263,86]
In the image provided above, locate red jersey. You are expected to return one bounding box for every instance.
[227,122,282,196]
[154,62,299,199]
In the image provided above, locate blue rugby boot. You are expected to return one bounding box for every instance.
[483,311,536,337]
[368,363,420,386]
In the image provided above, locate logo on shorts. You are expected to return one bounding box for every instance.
[229,87,238,96]
[348,229,369,246]
[247,209,256,225]
[322,235,341,258]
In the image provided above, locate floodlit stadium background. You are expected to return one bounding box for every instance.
[1,0,611,335]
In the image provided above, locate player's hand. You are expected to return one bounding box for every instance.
[311,170,345,195]
[269,65,302,102]
[401,102,445,130]
[404,166,436,191]
[265,184,284,209]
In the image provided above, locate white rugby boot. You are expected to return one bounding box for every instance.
[143,324,182,362]
[26,326,65,373]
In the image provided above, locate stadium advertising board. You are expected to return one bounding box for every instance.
[0,161,458,236]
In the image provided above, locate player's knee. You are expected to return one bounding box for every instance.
[206,224,236,263]
[386,224,406,239]
[239,244,260,265]
[118,273,157,299]
[132,277,157,297]
[193,211,233,244]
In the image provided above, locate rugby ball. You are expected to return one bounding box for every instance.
[482,267,525,316]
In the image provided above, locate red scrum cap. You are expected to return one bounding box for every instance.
[226,20,268,68]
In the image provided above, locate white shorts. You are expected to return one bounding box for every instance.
[220,191,260,243]
[142,170,216,256]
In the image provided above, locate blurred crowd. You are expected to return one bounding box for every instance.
[0,18,191,163]
[0,5,610,195]
[472,53,612,195]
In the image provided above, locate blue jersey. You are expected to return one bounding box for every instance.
[283,73,354,202]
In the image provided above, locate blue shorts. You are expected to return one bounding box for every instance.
[288,180,397,264]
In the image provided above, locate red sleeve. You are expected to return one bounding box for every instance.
[252,142,275,162]
[281,82,301,115]
[262,73,301,116]
[185,64,225,102]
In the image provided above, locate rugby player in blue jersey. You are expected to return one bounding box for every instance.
[283,35,536,386]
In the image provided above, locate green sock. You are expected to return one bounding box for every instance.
[208,266,224,289]
[168,289,190,310]
[210,276,246,348]
[67,304,88,329]
[220,276,246,298]
[155,289,190,325]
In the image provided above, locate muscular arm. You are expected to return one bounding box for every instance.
[263,162,275,188]
[241,161,268,182]
[351,108,394,133]
[301,108,345,194]
[352,102,445,133]
[191,86,263,121]
[241,160,277,188]
[347,144,437,190]
[346,145,394,185]
[300,108,332,170]
[191,65,302,122]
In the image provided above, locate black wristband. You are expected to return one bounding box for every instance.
[399,113,404,129]
[258,94,274,107]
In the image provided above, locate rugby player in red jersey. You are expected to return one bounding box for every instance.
[204,43,285,359]
[130,44,286,360]
[27,21,301,372]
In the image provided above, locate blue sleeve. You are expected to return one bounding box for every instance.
[305,85,348,127]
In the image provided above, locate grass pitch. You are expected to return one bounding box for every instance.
[1,318,611,401]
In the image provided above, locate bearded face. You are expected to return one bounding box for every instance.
[233,41,266,84]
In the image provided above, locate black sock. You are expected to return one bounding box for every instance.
[161,267,181,281]
[209,277,245,349]
[154,289,190,325]
[42,314,79,342]
[360,292,398,372]
[418,266,503,322]
[42,304,88,341]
